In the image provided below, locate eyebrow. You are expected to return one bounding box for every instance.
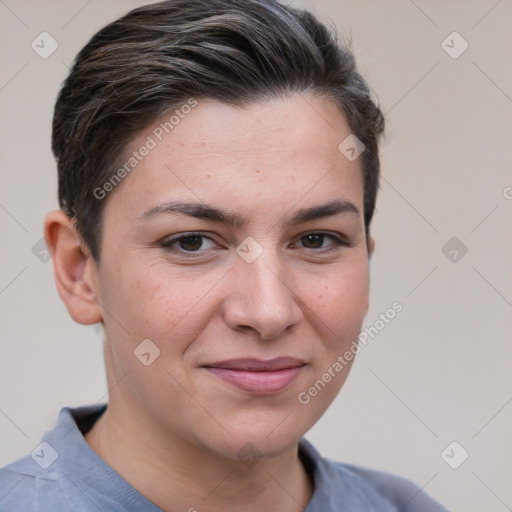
[136,198,360,228]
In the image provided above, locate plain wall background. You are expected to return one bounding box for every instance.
[1,1,510,511]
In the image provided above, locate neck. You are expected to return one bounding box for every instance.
[84,400,313,512]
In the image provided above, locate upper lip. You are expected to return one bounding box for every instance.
[202,357,305,372]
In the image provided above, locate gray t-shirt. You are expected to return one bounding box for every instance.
[0,404,449,511]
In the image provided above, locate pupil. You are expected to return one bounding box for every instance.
[303,234,323,248]
[179,236,202,251]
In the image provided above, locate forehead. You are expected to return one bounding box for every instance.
[105,94,364,221]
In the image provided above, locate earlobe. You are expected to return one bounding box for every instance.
[44,210,103,325]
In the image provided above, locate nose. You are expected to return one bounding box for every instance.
[222,250,303,340]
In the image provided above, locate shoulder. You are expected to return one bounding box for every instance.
[340,462,449,512]
[0,405,107,512]
[0,455,68,512]
[299,438,449,512]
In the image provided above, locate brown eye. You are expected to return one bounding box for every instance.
[161,233,218,255]
[295,232,348,253]
[301,234,325,249]
[177,236,203,251]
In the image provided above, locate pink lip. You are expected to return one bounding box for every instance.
[202,357,305,394]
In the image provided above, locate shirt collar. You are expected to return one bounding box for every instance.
[45,404,373,512]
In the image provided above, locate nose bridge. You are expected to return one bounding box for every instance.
[247,251,288,304]
[226,243,302,338]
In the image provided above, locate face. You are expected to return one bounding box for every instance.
[91,94,372,460]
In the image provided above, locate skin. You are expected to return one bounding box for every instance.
[45,94,374,512]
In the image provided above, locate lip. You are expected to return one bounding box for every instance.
[202,357,305,395]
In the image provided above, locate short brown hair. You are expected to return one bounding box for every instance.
[52,0,385,261]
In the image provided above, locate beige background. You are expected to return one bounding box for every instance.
[1,1,511,511]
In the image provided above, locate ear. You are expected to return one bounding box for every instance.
[367,234,375,260]
[44,210,103,325]
[363,234,375,316]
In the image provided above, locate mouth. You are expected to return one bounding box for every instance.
[201,357,306,395]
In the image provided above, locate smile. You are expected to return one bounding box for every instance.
[202,357,305,395]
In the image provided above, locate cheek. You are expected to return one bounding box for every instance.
[314,261,370,346]
[106,262,224,355]
[97,264,202,408]
[110,261,188,327]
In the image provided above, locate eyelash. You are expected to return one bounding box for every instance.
[160,231,349,257]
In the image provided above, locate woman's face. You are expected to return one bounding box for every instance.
[92,94,372,460]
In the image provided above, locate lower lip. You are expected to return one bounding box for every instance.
[204,366,304,394]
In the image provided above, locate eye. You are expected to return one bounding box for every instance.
[295,232,348,252]
[161,233,218,255]
[160,231,349,258]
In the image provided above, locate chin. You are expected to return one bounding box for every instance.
[196,416,308,464]
[220,435,301,464]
